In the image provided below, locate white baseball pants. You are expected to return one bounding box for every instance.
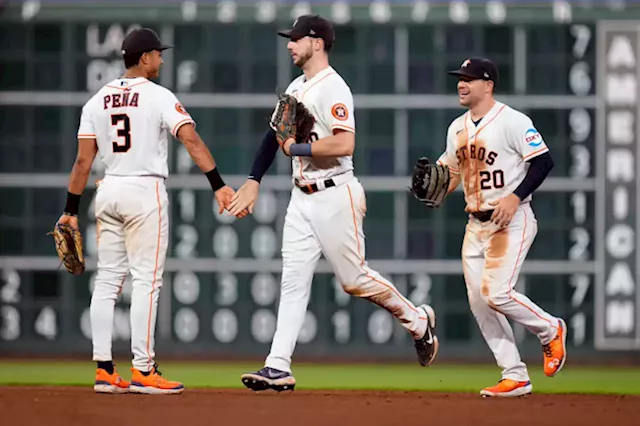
[90,175,169,372]
[462,202,559,382]
[265,176,428,373]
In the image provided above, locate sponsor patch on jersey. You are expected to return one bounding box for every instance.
[331,103,349,121]
[525,128,543,147]
[175,102,190,116]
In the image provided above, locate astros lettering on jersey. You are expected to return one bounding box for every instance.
[436,101,549,213]
[271,66,355,183]
[77,76,195,178]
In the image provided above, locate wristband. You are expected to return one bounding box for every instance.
[289,143,312,157]
[205,167,226,192]
[64,192,81,216]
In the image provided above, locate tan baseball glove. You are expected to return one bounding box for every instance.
[49,223,85,275]
[271,93,315,153]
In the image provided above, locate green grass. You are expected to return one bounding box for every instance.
[0,361,638,395]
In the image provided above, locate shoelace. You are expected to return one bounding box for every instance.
[542,343,553,357]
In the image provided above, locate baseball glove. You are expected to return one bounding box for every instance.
[49,223,85,275]
[271,93,315,153]
[409,157,451,208]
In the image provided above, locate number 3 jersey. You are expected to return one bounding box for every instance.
[272,66,356,184]
[77,76,195,179]
[437,101,550,213]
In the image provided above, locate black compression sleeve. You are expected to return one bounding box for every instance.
[513,151,554,200]
[248,129,279,183]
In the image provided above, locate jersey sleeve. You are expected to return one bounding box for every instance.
[508,113,549,161]
[161,90,196,138]
[318,79,355,134]
[77,103,97,139]
[436,124,460,175]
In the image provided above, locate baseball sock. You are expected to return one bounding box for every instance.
[97,361,114,374]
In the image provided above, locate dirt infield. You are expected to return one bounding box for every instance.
[1,386,638,426]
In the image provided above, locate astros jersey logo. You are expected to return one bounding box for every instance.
[175,103,190,116]
[331,103,348,121]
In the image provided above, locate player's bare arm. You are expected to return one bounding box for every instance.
[490,151,555,227]
[283,129,354,157]
[176,123,234,213]
[57,137,99,230]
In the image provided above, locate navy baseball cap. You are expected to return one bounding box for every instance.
[448,57,499,86]
[278,15,335,47]
[121,28,172,56]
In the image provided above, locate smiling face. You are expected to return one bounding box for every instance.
[457,76,494,108]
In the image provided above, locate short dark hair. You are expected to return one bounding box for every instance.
[323,39,332,53]
[123,52,144,69]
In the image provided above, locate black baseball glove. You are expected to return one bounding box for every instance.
[271,93,315,154]
[409,157,451,208]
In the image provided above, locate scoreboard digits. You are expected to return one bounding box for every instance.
[567,24,595,348]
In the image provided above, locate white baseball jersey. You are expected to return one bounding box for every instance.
[77,76,195,179]
[272,66,355,184]
[437,101,549,213]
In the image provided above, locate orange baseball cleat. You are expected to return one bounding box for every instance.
[480,379,532,398]
[94,368,130,394]
[543,318,567,377]
[129,364,184,395]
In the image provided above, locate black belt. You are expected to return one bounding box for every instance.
[296,178,336,194]
[471,210,494,222]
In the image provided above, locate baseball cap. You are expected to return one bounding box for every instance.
[448,57,499,86]
[121,28,173,56]
[278,15,335,47]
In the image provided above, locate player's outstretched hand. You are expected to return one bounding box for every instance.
[215,185,235,214]
[228,180,259,218]
[56,213,79,231]
[489,193,521,228]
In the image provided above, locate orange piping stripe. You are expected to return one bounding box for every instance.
[523,147,549,161]
[106,81,150,90]
[505,209,556,329]
[467,105,507,212]
[172,119,194,137]
[331,124,355,132]
[346,185,424,318]
[300,72,336,101]
[146,181,162,370]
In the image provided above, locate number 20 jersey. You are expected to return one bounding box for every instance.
[77,76,195,179]
[436,101,550,213]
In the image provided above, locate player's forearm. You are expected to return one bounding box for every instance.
[185,139,217,172]
[178,125,217,172]
[306,132,354,157]
[513,151,554,200]
[67,159,92,195]
[248,129,279,183]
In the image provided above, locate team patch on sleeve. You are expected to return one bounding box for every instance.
[175,102,190,116]
[524,128,544,147]
[331,103,349,121]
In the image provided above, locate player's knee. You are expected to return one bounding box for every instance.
[92,269,127,298]
[340,272,369,296]
[480,288,510,309]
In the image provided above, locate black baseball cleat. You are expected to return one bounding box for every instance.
[241,367,296,392]
[414,304,439,367]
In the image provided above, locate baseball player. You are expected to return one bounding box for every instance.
[227,15,438,393]
[413,57,567,397]
[56,28,234,394]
